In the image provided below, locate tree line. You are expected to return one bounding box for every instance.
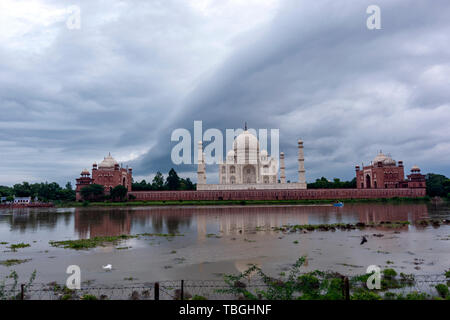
[307,177,357,189]
[426,174,450,198]
[0,182,76,202]
[132,168,196,191]
[1,171,449,203]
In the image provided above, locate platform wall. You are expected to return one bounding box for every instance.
[129,188,426,201]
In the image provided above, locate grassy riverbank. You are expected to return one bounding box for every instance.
[54,196,433,208]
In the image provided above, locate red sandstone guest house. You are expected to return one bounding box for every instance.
[75,153,132,201]
[355,151,425,189]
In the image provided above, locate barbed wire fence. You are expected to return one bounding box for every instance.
[0,274,448,300]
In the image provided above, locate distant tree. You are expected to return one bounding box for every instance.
[166,168,181,190]
[13,182,32,197]
[80,184,105,201]
[307,177,356,189]
[152,172,165,190]
[65,182,73,191]
[110,185,128,202]
[180,177,195,190]
[0,186,13,197]
[426,173,450,197]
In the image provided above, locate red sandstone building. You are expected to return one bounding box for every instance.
[76,153,133,201]
[355,151,425,189]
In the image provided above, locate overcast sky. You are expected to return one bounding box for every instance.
[1,0,449,186]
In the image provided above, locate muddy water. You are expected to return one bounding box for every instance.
[0,203,449,285]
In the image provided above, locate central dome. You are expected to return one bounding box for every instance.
[232,130,260,163]
[373,151,396,166]
[99,153,118,168]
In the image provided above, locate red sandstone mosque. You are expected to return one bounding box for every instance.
[75,153,133,201]
[355,151,425,189]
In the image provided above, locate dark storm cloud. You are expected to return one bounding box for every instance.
[1,0,449,185]
[133,0,450,183]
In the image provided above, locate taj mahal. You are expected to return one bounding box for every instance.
[196,126,307,190]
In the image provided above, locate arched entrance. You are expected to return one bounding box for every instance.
[365,174,371,189]
[123,177,126,187]
[243,165,256,184]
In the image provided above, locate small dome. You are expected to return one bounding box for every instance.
[81,168,90,175]
[226,150,235,163]
[411,165,420,172]
[260,150,269,162]
[373,151,396,166]
[99,153,118,168]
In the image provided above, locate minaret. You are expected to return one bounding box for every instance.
[280,152,286,184]
[197,141,206,185]
[298,139,305,184]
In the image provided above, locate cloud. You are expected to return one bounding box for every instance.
[0,0,449,186]
[134,0,450,183]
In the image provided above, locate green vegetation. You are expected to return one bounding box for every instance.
[274,220,413,233]
[132,168,195,191]
[57,196,432,208]
[219,259,447,300]
[49,233,183,250]
[124,277,136,281]
[81,294,97,300]
[0,259,31,267]
[110,185,128,202]
[307,177,356,189]
[0,270,36,300]
[0,182,75,202]
[426,173,450,198]
[9,243,30,251]
[49,234,137,250]
[435,284,449,298]
[80,184,105,201]
[191,295,208,300]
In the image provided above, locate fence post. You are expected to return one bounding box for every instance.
[154,282,159,300]
[343,277,350,301]
[181,280,184,300]
[20,284,24,300]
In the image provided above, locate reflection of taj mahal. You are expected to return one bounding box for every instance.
[197,125,307,190]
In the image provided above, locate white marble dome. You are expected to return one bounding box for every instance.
[373,152,396,166]
[233,130,260,163]
[99,153,118,168]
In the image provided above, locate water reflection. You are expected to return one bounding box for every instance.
[0,203,442,239]
[73,203,431,238]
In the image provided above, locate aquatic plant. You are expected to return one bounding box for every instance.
[382,268,397,279]
[8,243,30,251]
[49,234,137,250]
[0,259,31,267]
[272,220,414,233]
